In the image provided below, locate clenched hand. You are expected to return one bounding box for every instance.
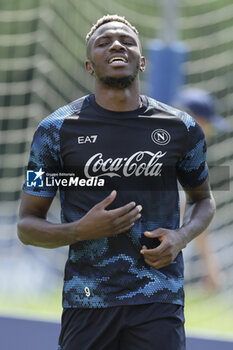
[140,228,186,269]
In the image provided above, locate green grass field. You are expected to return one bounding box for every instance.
[0,290,62,322]
[185,287,233,337]
[0,287,233,339]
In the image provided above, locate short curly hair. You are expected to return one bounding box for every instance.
[86,14,139,43]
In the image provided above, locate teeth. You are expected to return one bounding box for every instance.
[109,57,127,63]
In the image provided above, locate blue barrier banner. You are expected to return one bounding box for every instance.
[146,39,188,105]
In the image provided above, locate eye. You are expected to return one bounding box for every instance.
[122,39,135,46]
[97,41,109,47]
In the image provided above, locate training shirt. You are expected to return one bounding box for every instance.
[24,94,208,308]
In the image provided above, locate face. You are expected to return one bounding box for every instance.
[86,21,146,88]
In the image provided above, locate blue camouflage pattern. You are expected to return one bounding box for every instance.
[24,94,208,309]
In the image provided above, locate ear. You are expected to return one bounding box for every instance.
[140,56,146,72]
[85,60,94,76]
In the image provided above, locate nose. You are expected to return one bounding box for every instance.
[109,39,125,51]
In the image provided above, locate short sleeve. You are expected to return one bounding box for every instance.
[177,117,208,189]
[23,115,64,197]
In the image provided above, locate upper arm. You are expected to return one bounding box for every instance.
[177,116,208,189]
[182,178,213,204]
[19,191,54,219]
[20,114,64,220]
[23,114,64,198]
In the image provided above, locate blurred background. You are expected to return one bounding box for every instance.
[0,0,233,346]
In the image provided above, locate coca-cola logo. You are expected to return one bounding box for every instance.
[84,151,167,178]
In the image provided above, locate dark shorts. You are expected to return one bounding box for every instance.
[58,303,185,350]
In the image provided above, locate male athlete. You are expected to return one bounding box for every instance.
[18,15,215,350]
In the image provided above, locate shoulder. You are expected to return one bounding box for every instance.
[37,95,90,131]
[146,96,196,131]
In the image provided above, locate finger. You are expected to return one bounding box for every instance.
[116,213,141,232]
[116,222,135,234]
[110,202,142,219]
[144,230,161,238]
[144,258,166,270]
[113,205,143,234]
[142,253,158,263]
[113,205,142,227]
[144,257,156,267]
[97,190,117,209]
[140,243,166,258]
[143,249,172,264]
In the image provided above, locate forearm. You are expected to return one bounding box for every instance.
[17,216,79,249]
[179,194,216,247]
[18,191,142,248]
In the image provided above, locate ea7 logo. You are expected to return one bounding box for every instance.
[151,129,171,145]
[77,135,98,144]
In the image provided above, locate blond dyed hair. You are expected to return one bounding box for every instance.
[86,14,139,43]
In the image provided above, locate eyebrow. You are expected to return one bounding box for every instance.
[95,34,137,43]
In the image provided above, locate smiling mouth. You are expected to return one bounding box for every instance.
[108,56,128,64]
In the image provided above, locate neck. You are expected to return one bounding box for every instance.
[94,80,141,111]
